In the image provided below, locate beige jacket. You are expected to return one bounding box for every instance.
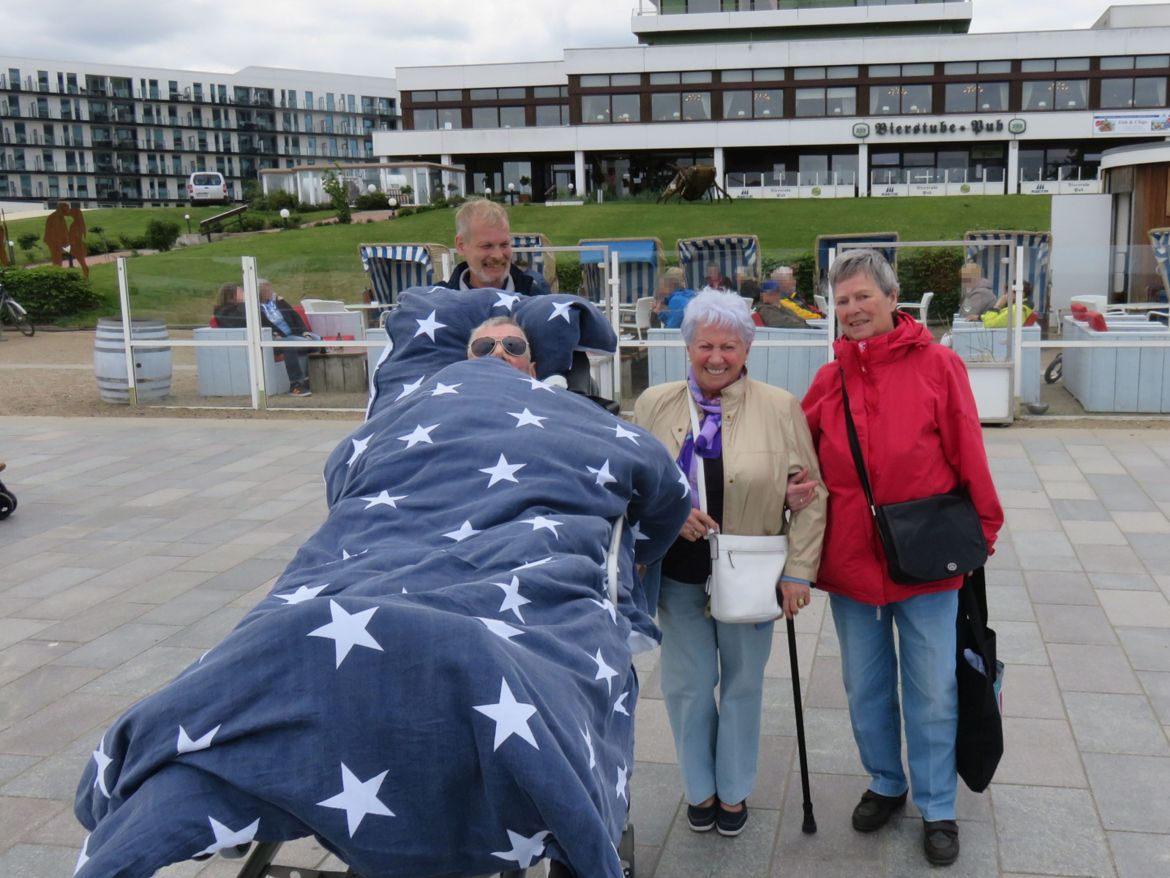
[634,376,827,582]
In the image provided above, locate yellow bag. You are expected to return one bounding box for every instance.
[981,304,1036,328]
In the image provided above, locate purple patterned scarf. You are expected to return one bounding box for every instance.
[678,368,726,508]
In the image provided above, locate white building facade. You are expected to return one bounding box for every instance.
[0,58,398,207]
[373,1,1170,203]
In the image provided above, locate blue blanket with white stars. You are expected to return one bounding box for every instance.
[74,356,690,878]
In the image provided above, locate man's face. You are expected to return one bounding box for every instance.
[468,324,535,376]
[258,284,275,302]
[456,219,513,289]
[778,274,796,296]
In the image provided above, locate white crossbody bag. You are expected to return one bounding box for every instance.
[688,398,787,624]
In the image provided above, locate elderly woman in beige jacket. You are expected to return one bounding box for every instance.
[635,289,826,838]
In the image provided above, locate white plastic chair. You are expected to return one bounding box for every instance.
[897,290,934,323]
[301,298,348,313]
[620,297,656,340]
[814,293,829,314]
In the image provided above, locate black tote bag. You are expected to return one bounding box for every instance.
[955,567,1003,792]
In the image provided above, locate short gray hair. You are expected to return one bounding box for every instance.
[455,198,509,240]
[681,289,756,347]
[467,315,527,357]
[827,248,898,298]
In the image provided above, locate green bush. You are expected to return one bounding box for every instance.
[119,233,148,250]
[238,215,267,232]
[144,219,181,252]
[896,247,963,320]
[355,191,390,210]
[556,261,583,295]
[395,206,415,218]
[0,266,101,322]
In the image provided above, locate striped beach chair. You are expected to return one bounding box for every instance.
[358,242,451,306]
[511,232,558,292]
[1148,227,1170,294]
[963,230,1052,316]
[815,232,899,291]
[579,238,665,306]
[677,235,760,291]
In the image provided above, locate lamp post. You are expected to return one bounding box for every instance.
[507,182,516,206]
[484,187,492,201]
[388,197,397,218]
[183,213,191,235]
[279,207,290,229]
[568,182,575,199]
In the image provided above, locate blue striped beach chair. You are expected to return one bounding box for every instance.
[963,230,1052,316]
[511,233,559,292]
[815,232,899,291]
[358,242,451,306]
[578,238,665,306]
[1148,227,1170,294]
[677,236,760,290]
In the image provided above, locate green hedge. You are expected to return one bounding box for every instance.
[896,247,963,320]
[0,266,101,322]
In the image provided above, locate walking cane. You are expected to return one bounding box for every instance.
[787,615,817,834]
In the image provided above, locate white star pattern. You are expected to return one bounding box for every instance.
[477,617,525,642]
[473,678,540,751]
[275,584,328,604]
[587,459,617,488]
[521,515,563,537]
[521,375,557,393]
[397,423,438,448]
[613,691,630,716]
[360,490,407,510]
[581,726,597,770]
[479,453,526,487]
[589,597,617,624]
[443,520,481,542]
[346,435,373,465]
[92,736,113,798]
[493,576,531,622]
[431,382,461,396]
[676,467,691,498]
[414,309,447,341]
[491,829,549,870]
[592,649,619,694]
[610,423,640,444]
[548,301,573,322]
[494,291,521,311]
[74,836,89,876]
[194,816,260,858]
[177,724,221,754]
[508,408,547,429]
[513,557,552,571]
[395,376,425,401]
[628,520,650,542]
[317,763,395,837]
[341,548,368,561]
[615,763,629,802]
[308,600,384,669]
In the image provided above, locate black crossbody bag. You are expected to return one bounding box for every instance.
[838,369,988,585]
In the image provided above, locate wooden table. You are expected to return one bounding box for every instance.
[308,350,368,393]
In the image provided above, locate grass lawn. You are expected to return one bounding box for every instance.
[11,195,1051,325]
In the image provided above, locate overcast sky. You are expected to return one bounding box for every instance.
[5,1,1169,79]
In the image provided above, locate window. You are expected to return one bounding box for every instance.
[612,73,642,87]
[652,92,680,121]
[682,91,711,121]
[722,88,782,119]
[1100,77,1167,109]
[470,88,497,101]
[581,94,610,123]
[612,94,640,123]
[754,68,784,82]
[1022,79,1088,110]
[681,71,712,84]
[794,67,825,81]
[436,89,461,101]
[651,72,681,85]
[535,105,568,126]
[828,65,859,79]
[944,62,977,75]
[722,70,751,83]
[500,106,525,127]
[944,82,1009,113]
[534,85,566,98]
[870,84,931,114]
[472,106,499,128]
[580,75,610,88]
[499,87,525,99]
[795,88,825,117]
[826,87,856,116]
[872,63,931,78]
[413,90,436,102]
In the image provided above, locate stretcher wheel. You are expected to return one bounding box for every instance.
[0,489,15,520]
[618,822,635,878]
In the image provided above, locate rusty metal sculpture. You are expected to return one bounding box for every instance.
[658,164,733,204]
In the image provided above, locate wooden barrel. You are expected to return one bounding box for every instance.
[94,318,172,403]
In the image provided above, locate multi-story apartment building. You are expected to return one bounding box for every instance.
[0,58,398,207]
[373,1,1170,203]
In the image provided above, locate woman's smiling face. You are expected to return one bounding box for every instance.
[833,272,898,341]
[687,323,748,397]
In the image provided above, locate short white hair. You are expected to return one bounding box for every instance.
[681,289,756,347]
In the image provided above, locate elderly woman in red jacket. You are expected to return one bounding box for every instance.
[801,249,1003,868]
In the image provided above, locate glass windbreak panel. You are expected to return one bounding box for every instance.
[1138,55,1170,69]
[902,63,934,77]
[754,88,782,117]
[582,94,610,123]
[499,106,525,127]
[581,75,609,87]
[681,71,713,83]
[795,88,825,117]
[826,87,854,116]
[723,90,752,119]
[1056,57,1090,71]
[472,106,499,128]
[979,60,1012,74]
[944,62,977,75]
[903,84,931,113]
[682,91,711,121]
[612,73,642,86]
[1135,77,1167,107]
[436,89,461,101]
[722,69,751,82]
[832,153,859,183]
[1021,59,1055,73]
[652,92,681,121]
[650,72,681,84]
[612,94,641,122]
[798,154,828,186]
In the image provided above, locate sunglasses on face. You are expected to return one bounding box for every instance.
[470,335,529,358]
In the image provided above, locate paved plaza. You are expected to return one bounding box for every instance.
[1,416,1169,877]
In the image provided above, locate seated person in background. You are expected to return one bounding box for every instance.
[213,282,245,327]
[756,279,810,328]
[959,260,998,320]
[653,266,696,328]
[771,265,822,318]
[258,278,320,397]
[704,262,732,292]
[466,316,537,377]
[739,277,764,325]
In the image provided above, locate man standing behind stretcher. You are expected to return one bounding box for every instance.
[440,199,544,294]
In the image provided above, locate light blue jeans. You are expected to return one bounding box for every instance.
[830,590,959,822]
[657,575,774,807]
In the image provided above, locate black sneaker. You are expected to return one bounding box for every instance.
[686,801,717,832]
[716,801,748,837]
[923,819,959,866]
[852,789,908,832]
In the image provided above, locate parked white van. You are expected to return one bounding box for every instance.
[187,172,229,204]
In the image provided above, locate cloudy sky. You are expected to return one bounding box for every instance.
[5,1,1169,79]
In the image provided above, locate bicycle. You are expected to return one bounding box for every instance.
[0,282,34,336]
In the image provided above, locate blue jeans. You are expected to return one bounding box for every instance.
[657,575,773,807]
[830,590,959,822]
